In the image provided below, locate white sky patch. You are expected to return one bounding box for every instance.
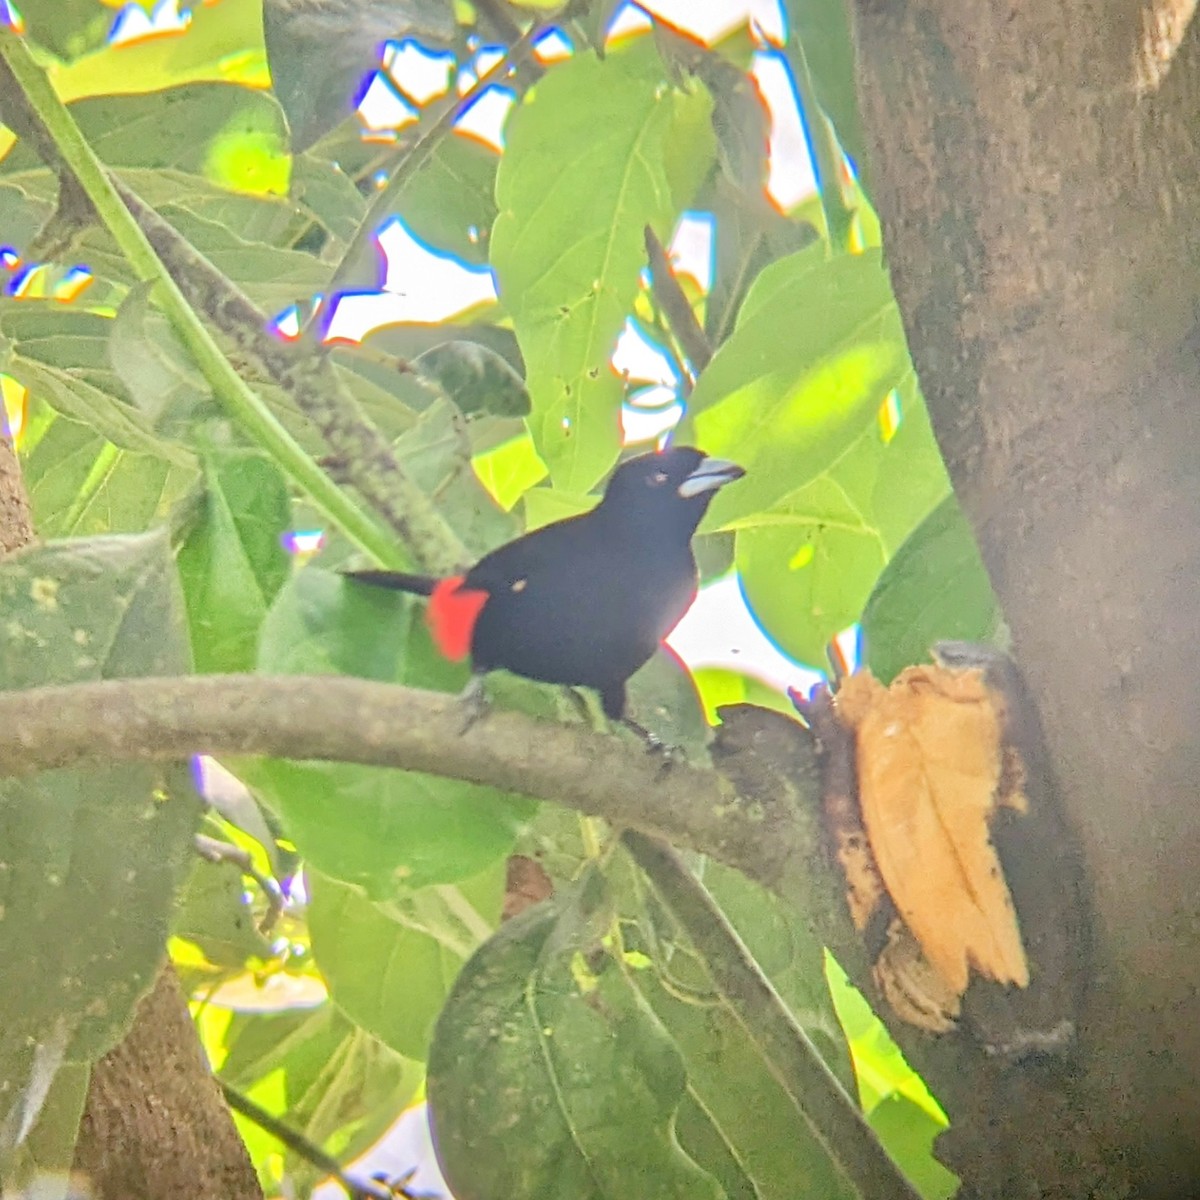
[615,0,785,45]
[108,0,190,44]
[754,50,819,210]
[324,216,497,340]
[533,26,574,64]
[670,211,716,291]
[453,86,514,151]
[668,575,824,694]
[621,390,684,445]
[383,39,454,104]
[612,321,678,385]
[357,71,418,134]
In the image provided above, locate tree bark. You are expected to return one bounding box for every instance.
[73,970,263,1200]
[850,1,1200,1195]
[0,428,260,1199]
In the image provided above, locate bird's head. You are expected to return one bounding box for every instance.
[596,446,745,539]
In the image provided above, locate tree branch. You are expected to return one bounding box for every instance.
[0,676,811,891]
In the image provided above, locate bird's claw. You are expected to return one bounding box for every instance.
[457,675,489,734]
[620,716,682,769]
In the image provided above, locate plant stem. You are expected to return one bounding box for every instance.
[622,830,924,1200]
[0,26,403,567]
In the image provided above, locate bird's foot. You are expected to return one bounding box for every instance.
[620,716,682,769]
[457,675,489,734]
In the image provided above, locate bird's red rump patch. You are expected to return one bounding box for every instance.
[427,575,488,661]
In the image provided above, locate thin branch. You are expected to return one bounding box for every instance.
[319,19,542,308]
[0,29,408,570]
[110,180,466,573]
[193,834,285,936]
[621,831,923,1200]
[0,676,810,891]
[218,1080,393,1200]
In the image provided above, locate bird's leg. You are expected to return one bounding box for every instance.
[456,673,490,733]
[600,683,678,766]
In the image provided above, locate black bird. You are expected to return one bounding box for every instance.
[347,445,744,724]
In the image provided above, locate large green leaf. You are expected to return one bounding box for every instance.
[66,83,289,191]
[493,41,716,491]
[251,568,534,897]
[861,497,1004,683]
[733,376,949,665]
[682,247,911,526]
[21,408,199,539]
[784,0,868,176]
[51,0,267,102]
[428,868,725,1200]
[0,532,201,1165]
[308,861,502,1060]
[177,450,292,673]
[391,396,517,558]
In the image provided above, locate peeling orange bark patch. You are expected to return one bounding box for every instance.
[838,666,1030,997]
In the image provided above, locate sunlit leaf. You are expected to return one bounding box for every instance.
[682,247,910,526]
[308,861,502,1060]
[177,449,292,673]
[217,1003,423,1195]
[493,40,716,491]
[862,498,1003,684]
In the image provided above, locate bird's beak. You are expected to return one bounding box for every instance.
[677,456,746,499]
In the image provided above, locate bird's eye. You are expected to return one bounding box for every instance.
[647,470,670,487]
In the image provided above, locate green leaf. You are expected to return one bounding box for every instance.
[397,134,501,265]
[630,863,857,1200]
[493,41,715,491]
[625,647,711,760]
[867,1094,958,1200]
[177,450,292,673]
[0,531,201,1164]
[682,247,911,527]
[51,0,267,100]
[391,396,518,559]
[263,0,453,150]
[6,1063,91,1193]
[171,856,273,970]
[16,0,109,61]
[428,868,726,1200]
[291,152,368,246]
[252,568,534,896]
[784,0,867,177]
[108,281,215,436]
[0,301,193,462]
[216,1003,423,1194]
[861,497,1003,683]
[729,375,948,665]
[65,83,289,191]
[413,340,530,419]
[308,863,502,1060]
[21,409,199,539]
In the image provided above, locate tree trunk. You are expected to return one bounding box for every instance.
[0,429,261,1199]
[850,1,1200,1195]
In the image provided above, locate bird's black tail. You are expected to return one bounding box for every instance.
[343,569,439,596]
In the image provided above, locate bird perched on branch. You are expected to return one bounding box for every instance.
[346,445,744,731]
